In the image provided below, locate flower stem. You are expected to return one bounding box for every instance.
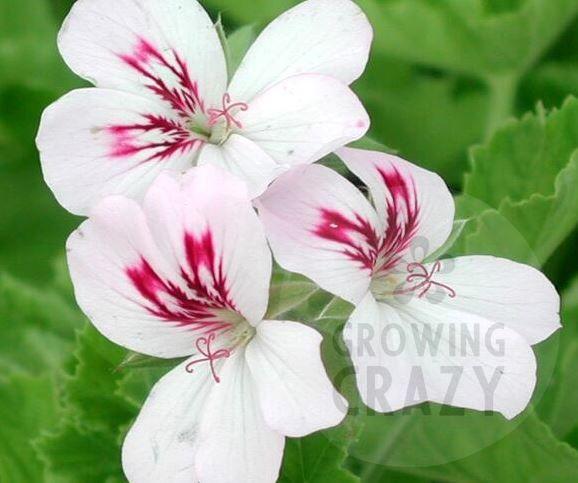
[484,73,519,140]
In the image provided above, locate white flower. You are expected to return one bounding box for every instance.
[257,147,561,419]
[37,0,372,215]
[66,165,346,482]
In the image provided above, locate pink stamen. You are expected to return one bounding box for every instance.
[185,333,231,383]
[395,261,456,298]
[207,93,248,129]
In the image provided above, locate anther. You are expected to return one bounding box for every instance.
[207,93,249,129]
[395,261,456,298]
[185,332,231,383]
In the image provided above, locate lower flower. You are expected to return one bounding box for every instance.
[66,165,346,482]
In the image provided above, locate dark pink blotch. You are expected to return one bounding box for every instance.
[126,229,236,336]
[313,164,420,275]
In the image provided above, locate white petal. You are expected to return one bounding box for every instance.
[420,256,561,345]
[67,196,200,358]
[37,88,204,215]
[195,350,285,483]
[122,358,214,483]
[345,294,537,419]
[245,320,347,437]
[67,166,271,358]
[59,0,226,107]
[229,0,372,101]
[238,75,369,167]
[142,167,272,325]
[337,147,455,265]
[257,164,378,304]
[197,134,288,198]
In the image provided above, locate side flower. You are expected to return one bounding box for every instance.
[257,147,561,418]
[66,165,346,482]
[37,0,372,215]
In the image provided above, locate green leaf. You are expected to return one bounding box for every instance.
[356,0,578,79]
[227,24,257,75]
[355,58,488,186]
[64,324,135,431]
[0,272,77,374]
[0,373,62,482]
[424,218,469,262]
[461,98,578,264]
[36,422,124,483]
[204,0,296,24]
[266,272,320,320]
[279,420,360,483]
[465,98,578,207]
[355,409,578,482]
[536,276,578,439]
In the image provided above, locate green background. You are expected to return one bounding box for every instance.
[2,0,578,481]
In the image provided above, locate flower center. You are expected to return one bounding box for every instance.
[186,93,249,146]
[370,261,456,301]
[185,316,255,383]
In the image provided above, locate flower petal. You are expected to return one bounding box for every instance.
[337,147,455,266]
[195,350,285,483]
[37,88,204,215]
[345,294,537,419]
[141,166,272,325]
[122,357,214,482]
[257,164,379,304]
[245,320,347,437]
[67,166,271,358]
[417,256,561,345]
[59,0,226,108]
[229,0,372,101]
[238,75,369,167]
[197,134,288,198]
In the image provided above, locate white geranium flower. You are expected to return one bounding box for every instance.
[37,0,372,215]
[257,147,561,419]
[66,165,346,482]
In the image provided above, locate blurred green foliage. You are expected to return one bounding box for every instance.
[2,0,578,482]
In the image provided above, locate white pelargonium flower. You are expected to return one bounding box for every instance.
[37,0,372,215]
[257,147,561,419]
[66,165,346,483]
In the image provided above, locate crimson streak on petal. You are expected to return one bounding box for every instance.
[108,114,203,162]
[126,229,236,337]
[374,166,420,275]
[314,209,380,271]
[120,38,205,117]
[105,38,208,163]
[313,165,420,275]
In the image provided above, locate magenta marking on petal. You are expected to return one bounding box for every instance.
[314,209,380,271]
[374,165,420,274]
[107,114,203,162]
[312,165,420,275]
[119,38,205,117]
[126,229,236,336]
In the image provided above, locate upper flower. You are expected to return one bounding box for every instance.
[257,147,561,419]
[37,0,372,215]
[66,165,346,482]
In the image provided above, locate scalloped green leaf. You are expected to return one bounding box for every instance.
[462,99,578,264]
[36,421,123,483]
[64,324,135,431]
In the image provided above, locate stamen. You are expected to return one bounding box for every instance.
[207,93,249,129]
[185,333,231,383]
[395,261,456,299]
